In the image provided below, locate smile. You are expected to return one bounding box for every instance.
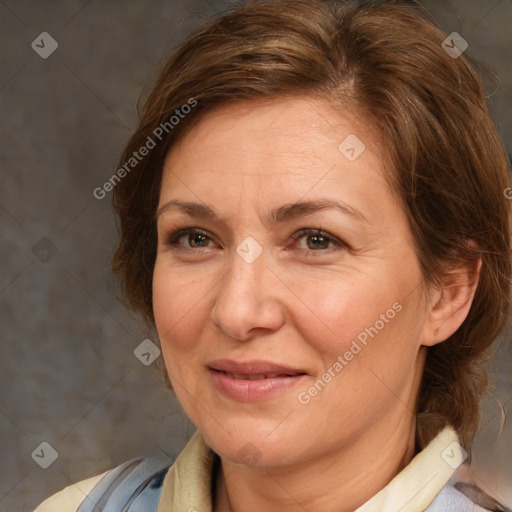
[208,367,307,401]
[220,371,301,380]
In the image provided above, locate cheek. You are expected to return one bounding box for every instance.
[152,264,211,354]
[152,265,213,412]
[295,290,422,425]
[289,274,400,356]
[290,268,424,403]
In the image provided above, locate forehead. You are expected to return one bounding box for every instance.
[159,96,392,219]
[168,97,369,158]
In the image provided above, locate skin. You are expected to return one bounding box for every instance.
[152,96,480,512]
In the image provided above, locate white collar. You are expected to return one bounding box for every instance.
[355,425,464,511]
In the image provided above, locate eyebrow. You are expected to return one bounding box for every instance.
[156,198,368,225]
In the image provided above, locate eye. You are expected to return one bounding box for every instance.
[165,227,216,250]
[164,226,347,254]
[289,228,347,253]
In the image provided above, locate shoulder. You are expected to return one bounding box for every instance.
[33,471,108,512]
[33,457,172,512]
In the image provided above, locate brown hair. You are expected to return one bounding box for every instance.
[111,0,510,471]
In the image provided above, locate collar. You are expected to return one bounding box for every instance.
[355,425,465,511]
[157,425,465,512]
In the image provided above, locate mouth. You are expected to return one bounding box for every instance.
[211,370,306,380]
[207,360,308,401]
[207,359,307,377]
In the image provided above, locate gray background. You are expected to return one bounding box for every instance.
[0,1,511,511]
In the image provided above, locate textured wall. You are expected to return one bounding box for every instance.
[0,1,511,511]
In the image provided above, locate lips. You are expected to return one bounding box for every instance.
[221,372,292,380]
[207,359,308,401]
[208,359,307,378]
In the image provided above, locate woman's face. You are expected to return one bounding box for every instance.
[153,96,431,467]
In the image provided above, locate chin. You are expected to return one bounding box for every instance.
[194,419,279,464]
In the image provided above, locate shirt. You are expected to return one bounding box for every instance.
[34,425,489,511]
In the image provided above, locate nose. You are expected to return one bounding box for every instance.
[210,242,286,342]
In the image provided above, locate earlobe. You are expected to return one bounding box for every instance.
[422,256,482,347]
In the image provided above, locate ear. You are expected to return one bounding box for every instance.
[421,253,482,347]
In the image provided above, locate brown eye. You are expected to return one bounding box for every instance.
[167,228,215,249]
[290,228,347,253]
[305,233,330,250]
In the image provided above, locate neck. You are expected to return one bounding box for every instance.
[213,412,418,512]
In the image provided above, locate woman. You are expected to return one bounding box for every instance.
[34,0,511,510]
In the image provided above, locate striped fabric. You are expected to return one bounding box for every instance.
[76,458,171,511]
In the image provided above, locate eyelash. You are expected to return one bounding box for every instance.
[165,227,347,254]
